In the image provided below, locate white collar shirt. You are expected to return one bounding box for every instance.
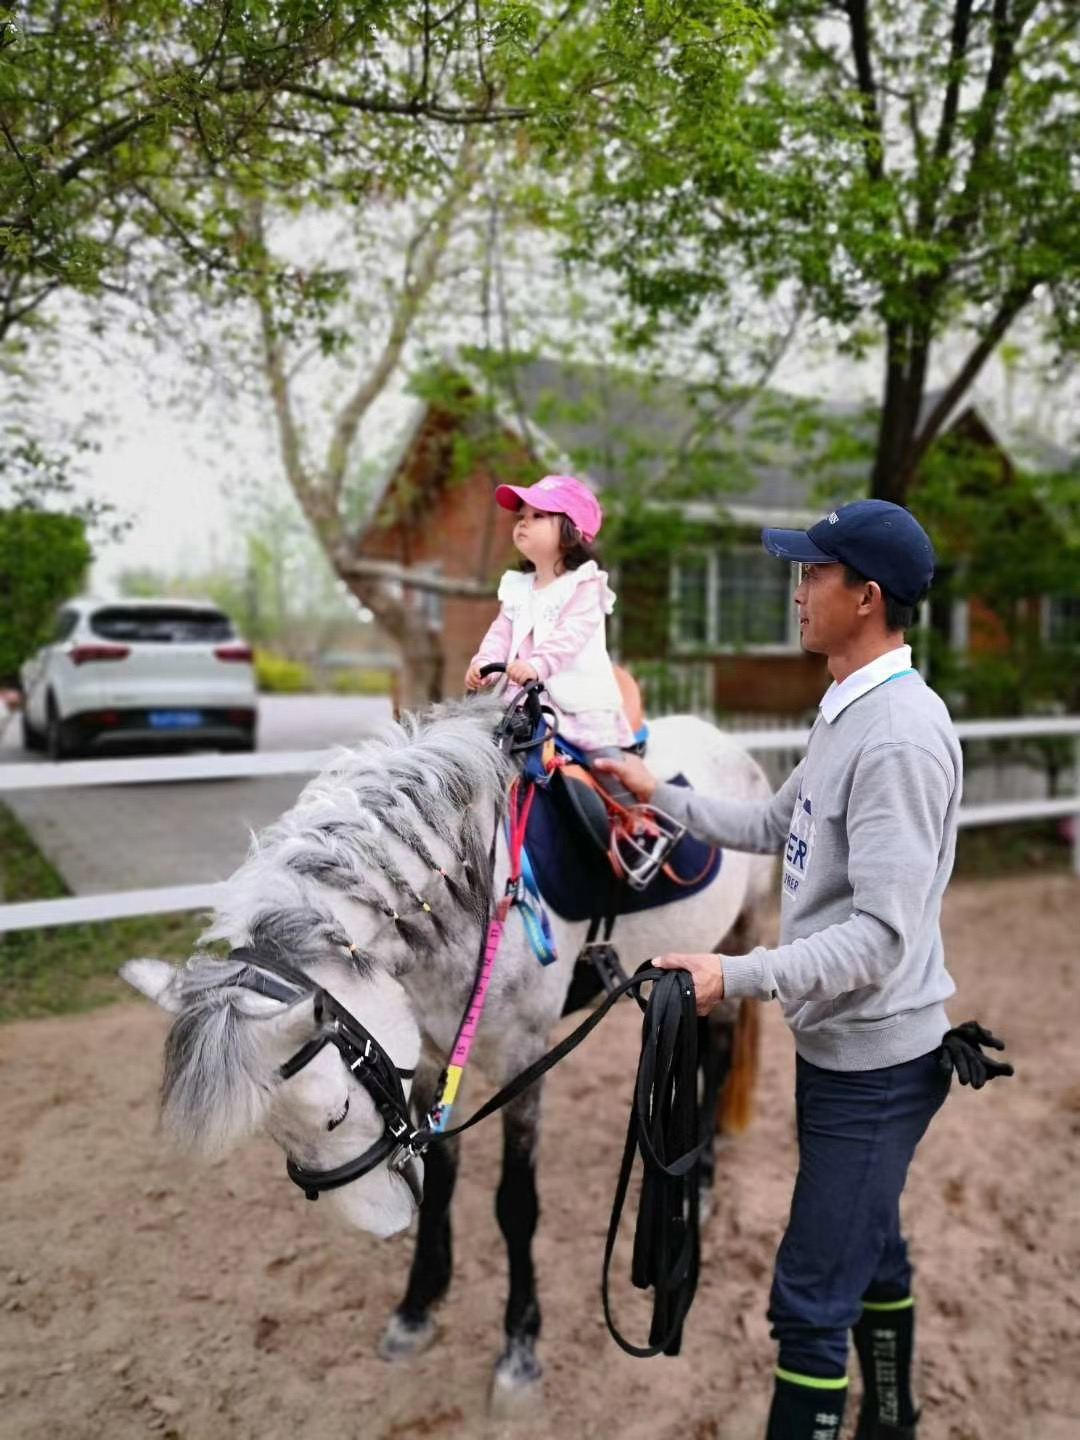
[819,644,915,724]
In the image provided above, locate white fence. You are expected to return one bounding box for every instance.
[1,716,1078,934]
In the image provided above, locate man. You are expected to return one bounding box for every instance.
[596,499,1008,1440]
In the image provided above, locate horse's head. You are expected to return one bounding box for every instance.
[121,952,423,1238]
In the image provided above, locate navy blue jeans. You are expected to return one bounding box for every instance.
[768,1048,950,1380]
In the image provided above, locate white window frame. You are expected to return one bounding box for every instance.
[670,547,801,655]
[1042,594,1080,647]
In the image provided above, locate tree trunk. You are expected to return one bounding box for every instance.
[342,576,445,714]
[869,321,931,505]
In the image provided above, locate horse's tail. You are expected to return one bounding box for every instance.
[716,998,760,1135]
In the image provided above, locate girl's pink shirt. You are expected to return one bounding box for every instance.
[471,575,605,682]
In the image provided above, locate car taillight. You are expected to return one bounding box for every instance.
[214,645,253,663]
[69,644,130,665]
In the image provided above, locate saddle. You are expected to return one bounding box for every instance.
[488,663,719,912]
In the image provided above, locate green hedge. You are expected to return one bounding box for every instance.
[254,650,314,693]
[0,509,91,684]
[329,666,393,696]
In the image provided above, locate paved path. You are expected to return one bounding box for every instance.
[1,696,392,896]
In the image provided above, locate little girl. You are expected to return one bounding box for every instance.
[464,474,636,752]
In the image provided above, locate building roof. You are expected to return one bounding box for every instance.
[376,351,1075,528]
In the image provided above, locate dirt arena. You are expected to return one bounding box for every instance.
[1,873,1077,1440]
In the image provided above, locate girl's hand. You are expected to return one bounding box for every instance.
[465,663,495,691]
[507,660,539,686]
[652,953,726,1015]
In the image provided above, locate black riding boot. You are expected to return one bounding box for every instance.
[853,1298,918,1439]
[765,1373,846,1439]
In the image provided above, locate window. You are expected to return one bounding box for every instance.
[410,565,444,632]
[89,606,234,643]
[671,553,710,648]
[1046,596,1080,647]
[715,550,794,648]
[51,608,79,644]
[671,548,798,652]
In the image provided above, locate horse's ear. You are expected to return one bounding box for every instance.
[263,994,321,1065]
[120,958,185,1013]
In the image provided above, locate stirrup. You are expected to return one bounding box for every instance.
[612,805,686,890]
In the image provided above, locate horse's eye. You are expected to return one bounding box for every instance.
[327,1096,350,1132]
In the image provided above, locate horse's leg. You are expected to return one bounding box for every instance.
[698,902,767,1222]
[490,1082,544,1417]
[697,1004,737,1223]
[380,1052,459,1362]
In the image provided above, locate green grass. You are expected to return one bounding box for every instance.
[0,802,202,1023]
[954,820,1073,878]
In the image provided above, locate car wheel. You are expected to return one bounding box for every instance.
[46,699,80,762]
[20,709,45,752]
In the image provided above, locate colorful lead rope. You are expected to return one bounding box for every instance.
[429,780,539,1133]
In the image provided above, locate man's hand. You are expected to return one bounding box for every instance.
[938,1020,1014,1088]
[464,663,496,691]
[652,952,725,1015]
[592,752,659,803]
[507,660,539,686]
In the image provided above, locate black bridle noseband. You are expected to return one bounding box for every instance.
[228,948,425,1205]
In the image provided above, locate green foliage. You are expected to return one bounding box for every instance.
[0,507,90,683]
[0,430,126,541]
[329,666,393,696]
[0,0,764,347]
[254,650,314,692]
[0,800,201,1022]
[567,1,1080,499]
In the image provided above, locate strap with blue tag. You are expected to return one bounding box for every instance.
[504,821,558,966]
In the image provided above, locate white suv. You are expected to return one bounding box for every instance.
[20,598,258,760]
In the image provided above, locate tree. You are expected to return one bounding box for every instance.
[0,501,91,687]
[569,0,1080,503]
[0,0,615,341]
[233,2,763,706]
[2,0,763,705]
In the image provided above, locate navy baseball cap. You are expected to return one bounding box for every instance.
[762,499,935,607]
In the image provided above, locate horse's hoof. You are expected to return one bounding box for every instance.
[378,1311,439,1362]
[489,1343,544,1418]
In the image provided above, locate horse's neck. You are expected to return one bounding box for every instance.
[375,818,513,1056]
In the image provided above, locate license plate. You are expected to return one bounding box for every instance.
[148,710,203,729]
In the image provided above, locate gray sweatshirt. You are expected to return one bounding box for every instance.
[654,670,961,1071]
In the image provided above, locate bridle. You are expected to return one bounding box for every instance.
[227,947,426,1206]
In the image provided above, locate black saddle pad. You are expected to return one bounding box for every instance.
[523,774,721,922]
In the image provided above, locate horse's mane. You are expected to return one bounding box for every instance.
[157,697,513,1149]
[203,695,513,952]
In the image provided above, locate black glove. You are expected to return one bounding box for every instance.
[938,1020,1014,1089]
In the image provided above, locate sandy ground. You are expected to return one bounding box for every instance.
[1,873,1078,1440]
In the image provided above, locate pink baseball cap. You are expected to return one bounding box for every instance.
[493,474,603,542]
